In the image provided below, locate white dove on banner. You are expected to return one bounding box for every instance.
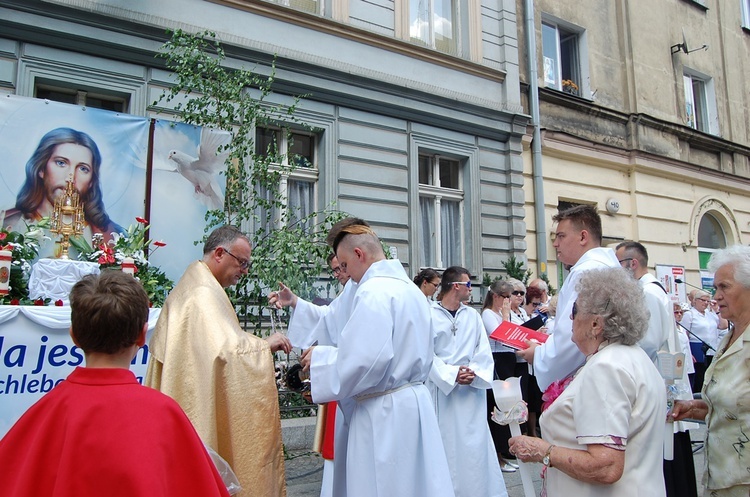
[168,127,230,210]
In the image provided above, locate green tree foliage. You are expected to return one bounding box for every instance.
[155,29,344,330]
[500,255,533,286]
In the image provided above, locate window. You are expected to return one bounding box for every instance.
[254,127,317,232]
[409,0,460,57]
[683,71,718,134]
[266,0,322,15]
[418,153,464,268]
[35,84,128,113]
[742,0,750,28]
[542,18,587,97]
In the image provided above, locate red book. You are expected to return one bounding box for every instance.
[490,320,549,350]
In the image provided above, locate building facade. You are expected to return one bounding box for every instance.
[0,0,528,289]
[517,0,750,291]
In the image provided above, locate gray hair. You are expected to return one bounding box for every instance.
[507,278,525,291]
[482,279,515,311]
[204,225,249,254]
[707,245,750,288]
[575,268,648,346]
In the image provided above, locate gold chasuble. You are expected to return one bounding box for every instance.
[146,261,286,497]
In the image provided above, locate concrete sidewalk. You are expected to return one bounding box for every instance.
[284,419,706,497]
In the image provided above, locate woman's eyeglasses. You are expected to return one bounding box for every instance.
[512,290,525,296]
[572,301,578,319]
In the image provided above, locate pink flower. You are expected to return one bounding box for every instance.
[541,376,574,412]
[0,233,6,241]
[135,217,149,224]
[54,299,64,306]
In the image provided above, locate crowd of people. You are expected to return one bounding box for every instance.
[1,205,749,497]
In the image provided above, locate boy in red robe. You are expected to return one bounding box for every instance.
[0,271,231,497]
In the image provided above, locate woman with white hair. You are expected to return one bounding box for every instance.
[673,245,750,496]
[508,268,666,496]
[680,288,720,393]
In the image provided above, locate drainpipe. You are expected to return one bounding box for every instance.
[524,0,547,277]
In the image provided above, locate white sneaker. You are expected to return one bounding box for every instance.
[500,462,517,473]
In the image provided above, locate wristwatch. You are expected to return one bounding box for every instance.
[542,444,555,468]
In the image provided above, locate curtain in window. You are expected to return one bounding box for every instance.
[254,183,278,233]
[419,196,435,267]
[441,199,460,267]
[288,179,314,232]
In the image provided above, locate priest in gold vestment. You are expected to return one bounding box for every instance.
[146,226,290,497]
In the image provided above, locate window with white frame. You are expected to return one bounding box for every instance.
[254,127,318,232]
[742,0,750,28]
[35,83,129,113]
[683,71,718,135]
[541,18,587,97]
[418,153,464,269]
[409,0,461,57]
[266,0,322,15]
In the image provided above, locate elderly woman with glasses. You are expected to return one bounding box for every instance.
[672,245,750,497]
[680,289,722,393]
[508,268,666,497]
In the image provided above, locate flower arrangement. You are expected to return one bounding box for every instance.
[561,79,579,95]
[71,217,174,307]
[0,224,49,305]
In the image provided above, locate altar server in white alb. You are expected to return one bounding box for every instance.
[300,224,455,497]
[428,266,507,497]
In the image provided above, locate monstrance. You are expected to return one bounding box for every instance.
[49,179,85,259]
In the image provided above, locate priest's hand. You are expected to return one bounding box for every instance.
[269,282,298,309]
[266,332,292,354]
[516,339,538,362]
[300,346,316,371]
[456,366,475,385]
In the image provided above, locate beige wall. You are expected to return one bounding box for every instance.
[517,0,750,291]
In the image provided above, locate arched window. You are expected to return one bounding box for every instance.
[697,212,727,270]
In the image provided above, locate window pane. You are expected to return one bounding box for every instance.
[560,32,579,89]
[254,183,279,232]
[542,23,559,87]
[288,179,314,232]
[697,213,726,249]
[439,158,459,189]
[35,88,77,104]
[409,0,430,46]
[419,155,432,185]
[419,196,436,267]
[692,79,707,132]
[683,75,696,129]
[433,0,457,56]
[255,128,279,157]
[290,133,314,168]
[441,199,461,266]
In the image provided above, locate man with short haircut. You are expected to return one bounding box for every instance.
[146,225,290,497]
[616,240,698,497]
[300,224,454,497]
[0,272,230,497]
[615,241,672,360]
[518,204,619,390]
[428,266,506,497]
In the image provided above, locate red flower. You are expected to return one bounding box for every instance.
[33,299,44,306]
[153,241,167,247]
[97,244,115,265]
[10,299,20,305]
[55,299,64,306]
[0,232,6,241]
[135,217,149,224]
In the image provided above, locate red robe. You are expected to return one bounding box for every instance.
[0,367,230,497]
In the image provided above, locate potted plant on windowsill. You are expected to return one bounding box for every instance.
[562,79,579,96]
